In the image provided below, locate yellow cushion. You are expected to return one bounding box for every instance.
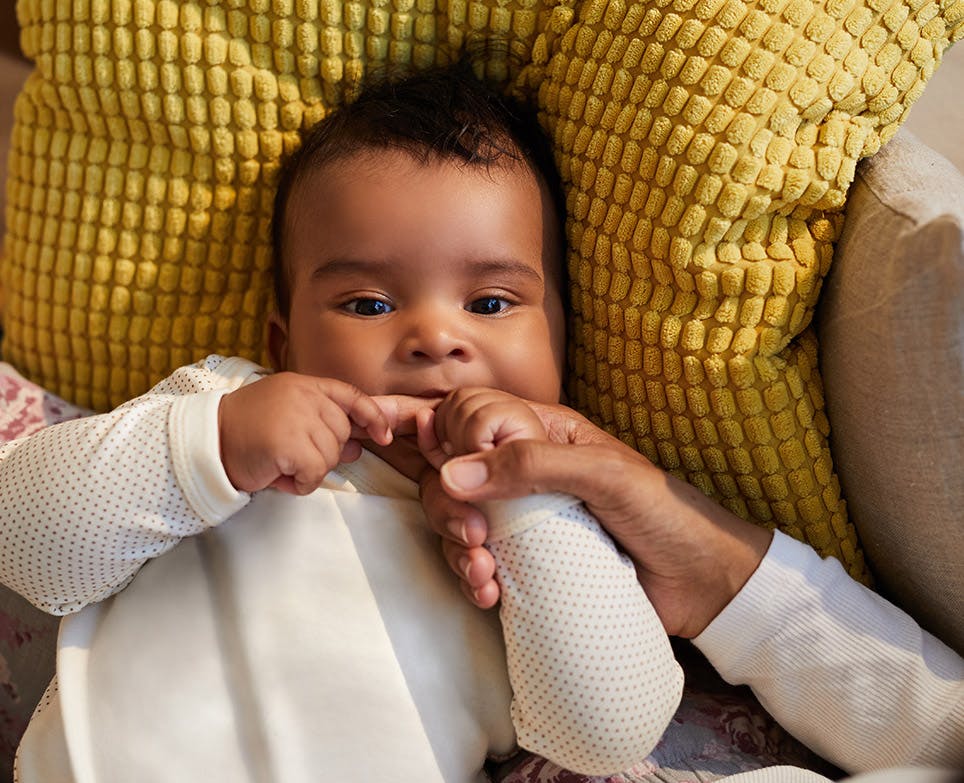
[2,0,961,580]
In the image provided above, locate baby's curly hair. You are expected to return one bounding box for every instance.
[270,60,565,318]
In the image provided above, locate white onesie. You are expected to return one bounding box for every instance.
[2,356,683,783]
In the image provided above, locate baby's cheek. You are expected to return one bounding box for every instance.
[503,350,563,404]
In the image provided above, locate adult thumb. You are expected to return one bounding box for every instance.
[440,439,630,506]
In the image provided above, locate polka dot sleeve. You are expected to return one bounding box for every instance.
[0,355,257,615]
[483,496,684,776]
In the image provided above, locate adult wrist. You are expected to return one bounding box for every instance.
[661,477,772,638]
[691,530,787,652]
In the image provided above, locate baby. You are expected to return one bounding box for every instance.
[4,64,683,783]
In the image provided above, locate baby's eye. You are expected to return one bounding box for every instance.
[467,297,510,315]
[346,298,393,316]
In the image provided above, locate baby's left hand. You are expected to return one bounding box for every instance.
[417,388,547,471]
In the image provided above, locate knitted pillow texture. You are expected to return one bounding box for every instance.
[2,0,962,579]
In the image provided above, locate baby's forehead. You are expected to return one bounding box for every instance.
[289,146,560,232]
[296,142,533,184]
[286,152,561,272]
[283,146,565,285]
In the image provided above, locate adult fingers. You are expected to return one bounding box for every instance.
[439,538,497,588]
[438,430,774,638]
[420,468,500,608]
[458,571,500,610]
[439,438,648,514]
[419,467,488,546]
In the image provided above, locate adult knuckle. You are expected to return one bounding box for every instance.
[505,439,540,477]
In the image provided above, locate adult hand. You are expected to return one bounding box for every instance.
[420,402,772,638]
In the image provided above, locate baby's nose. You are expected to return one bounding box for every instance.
[398,317,470,362]
[410,343,466,360]
[404,333,468,361]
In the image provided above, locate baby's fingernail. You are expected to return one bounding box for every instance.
[458,556,472,581]
[447,520,467,543]
[441,441,454,455]
[442,459,488,491]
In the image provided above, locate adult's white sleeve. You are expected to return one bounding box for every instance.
[0,355,257,615]
[693,530,964,772]
[482,493,684,776]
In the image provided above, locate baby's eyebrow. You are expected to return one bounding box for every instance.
[310,257,544,283]
[461,258,544,284]
[309,257,391,280]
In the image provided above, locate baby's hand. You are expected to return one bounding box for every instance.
[219,372,394,495]
[418,388,547,470]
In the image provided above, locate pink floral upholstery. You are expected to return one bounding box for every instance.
[0,361,91,782]
[0,363,834,782]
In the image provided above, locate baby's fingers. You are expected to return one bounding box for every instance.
[433,389,504,454]
[268,436,340,495]
[317,380,392,446]
[369,394,443,439]
[272,431,363,495]
[438,398,545,456]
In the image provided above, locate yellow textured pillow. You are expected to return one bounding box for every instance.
[517,0,960,581]
[1,0,960,580]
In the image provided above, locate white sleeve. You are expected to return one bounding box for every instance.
[0,355,258,615]
[693,530,964,772]
[482,493,683,776]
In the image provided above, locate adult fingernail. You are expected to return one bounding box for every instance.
[447,520,467,543]
[443,459,488,491]
[458,556,472,581]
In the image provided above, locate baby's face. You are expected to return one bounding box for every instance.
[270,149,565,404]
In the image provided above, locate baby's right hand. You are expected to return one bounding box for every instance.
[218,372,394,494]
[420,388,548,470]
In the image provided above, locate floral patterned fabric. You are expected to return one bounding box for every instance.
[0,362,91,783]
[0,364,90,440]
[0,363,88,781]
[0,363,835,783]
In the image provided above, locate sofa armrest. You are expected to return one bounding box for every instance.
[818,128,964,654]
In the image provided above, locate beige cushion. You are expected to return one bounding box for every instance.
[818,128,964,654]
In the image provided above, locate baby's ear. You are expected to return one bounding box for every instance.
[266,311,290,371]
